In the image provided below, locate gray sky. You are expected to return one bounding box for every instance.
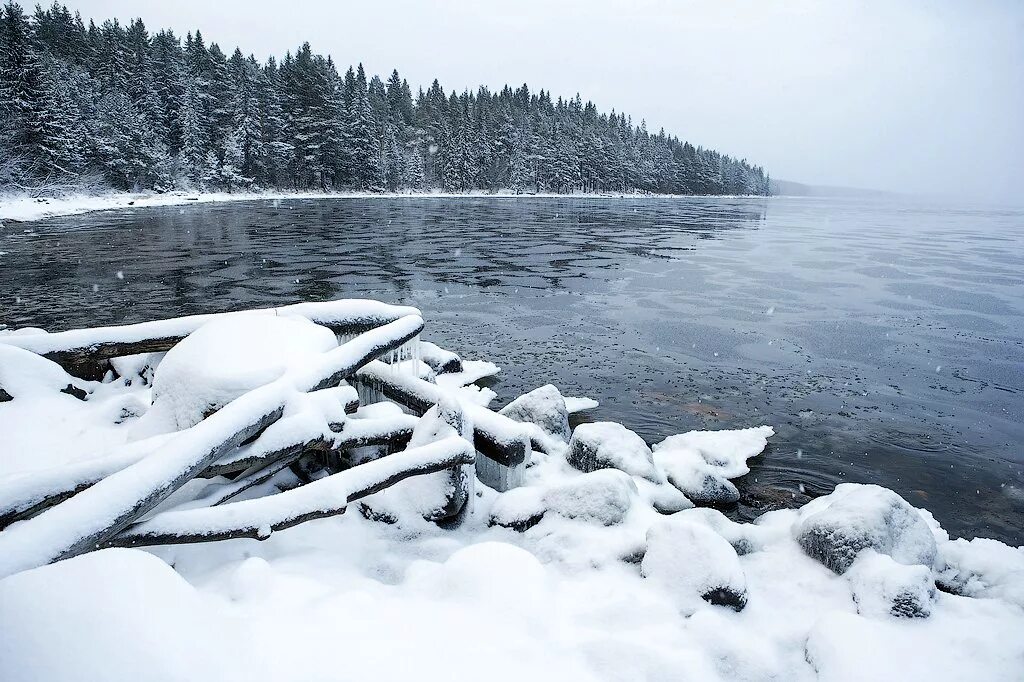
[68,0,1024,203]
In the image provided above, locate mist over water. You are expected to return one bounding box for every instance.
[2,196,1022,542]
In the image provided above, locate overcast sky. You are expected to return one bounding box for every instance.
[67,0,1023,203]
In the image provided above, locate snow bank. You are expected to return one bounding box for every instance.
[2,300,1023,682]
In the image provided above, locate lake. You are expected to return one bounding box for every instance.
[1,196,1022,543]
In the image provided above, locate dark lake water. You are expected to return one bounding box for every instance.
[2,196,1022,543]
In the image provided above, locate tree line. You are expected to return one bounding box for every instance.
[0,2,771,196]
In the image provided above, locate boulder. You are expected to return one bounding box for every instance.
[641,518,748,612]
[567,422,661,483]
[499,384,571,442]
[542,470,638,526]
[794,483,938,575]
[488,487,546,531]
[846,550,936,618]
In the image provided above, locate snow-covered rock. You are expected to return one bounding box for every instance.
[672,507,771,556]
[542,469,638,526]
[488,486,547,531]
[654,446,740,504]
[640,480,695,514]
[794,483,938,574]
[652,426,773,504]
[641,518,748,612]
[567,422,662,483]
[846,550,936,618]
[136,314,337,435]
[499,384,572,442]
[935,537,1024,607]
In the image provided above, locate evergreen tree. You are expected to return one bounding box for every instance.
[0,2,770,196]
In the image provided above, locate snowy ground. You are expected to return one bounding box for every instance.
[0,189,764,223]
[1,308,1022,682]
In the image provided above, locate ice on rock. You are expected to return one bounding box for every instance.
[935,537,1024,607]
[499,384,572,442]
[651,426,773,504]
[655,425,774,478]
[567,422,662,483]
[136,314,337,436]
[641,518,748,612]
[654,446,740,504]
[563,396,599,414]
[794,483,938,575]
[541,469,638,526]
[845,550,936,618]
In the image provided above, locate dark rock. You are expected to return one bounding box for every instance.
[567,422,661,482]
[702,586,748,611]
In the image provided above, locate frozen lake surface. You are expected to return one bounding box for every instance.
[2,196,1022,542]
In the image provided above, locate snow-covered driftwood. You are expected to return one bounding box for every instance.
[0,434,176,530]
[0,299,420,379]
[202,411,420,478]
[0,315,423,578]
[105,436,475,547]
[352,360,531,491]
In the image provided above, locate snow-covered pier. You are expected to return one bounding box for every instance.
[0,298,1021,681]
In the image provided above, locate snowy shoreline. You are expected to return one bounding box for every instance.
[0,189,772,224]
[0,298,1022,681]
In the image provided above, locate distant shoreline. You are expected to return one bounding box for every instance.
[0,190,774,224]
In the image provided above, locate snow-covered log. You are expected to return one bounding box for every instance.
[0,299,420,379]
[105,436,475,547]
[352,360,531,491]
[0,434,176,530]
[203,413,419,477]
[0,316,424,578]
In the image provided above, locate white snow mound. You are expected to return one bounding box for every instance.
[136,314,337,435]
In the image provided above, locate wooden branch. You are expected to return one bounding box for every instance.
[352,360,530,491]
[105,436,474,547]
[0,299,421,379]
[203,413,419,478]
[0,315,424,578]
[0,434,177,531]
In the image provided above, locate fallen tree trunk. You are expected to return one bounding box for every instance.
[0,315,424,578]
[352,360,530,491]
[0,402,416,529]
[0,299,421,379]
[0,433,177,531]
[105,436,474,547]
[203,413,419,478]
